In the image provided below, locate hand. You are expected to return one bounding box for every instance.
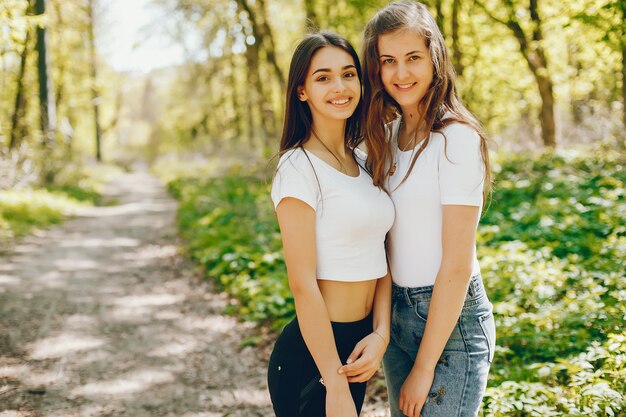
[326,384,358,417]
[398,364,435,417]
[338,332,387,383]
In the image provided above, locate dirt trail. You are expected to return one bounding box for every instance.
[0,171,389,417]
[0,172,272,417]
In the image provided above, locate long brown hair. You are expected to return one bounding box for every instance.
[361,1,491,201]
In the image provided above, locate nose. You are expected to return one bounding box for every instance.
[396,62,409,80]
[332,76,347,92]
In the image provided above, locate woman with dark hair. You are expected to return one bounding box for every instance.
[267,32,395,416]
[355,1,497,416]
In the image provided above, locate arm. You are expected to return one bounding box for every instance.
[275,197,357,417]
[339,269,392,382]
[372,269,392,345]
[399,204,480,417]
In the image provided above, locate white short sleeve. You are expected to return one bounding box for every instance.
[438,123,485,206]
[271,149,319,210]
[354,147,367,165]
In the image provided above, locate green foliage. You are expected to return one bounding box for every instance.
[0,163,120,242]
[476,145,626,414]
[0,189,84,241]
[483,333,626,416]
[167,173,294,330]
[168,145,625,415]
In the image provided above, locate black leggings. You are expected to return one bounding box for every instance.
[267,313,373,417]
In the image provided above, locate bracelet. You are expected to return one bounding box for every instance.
[372,330,387,343]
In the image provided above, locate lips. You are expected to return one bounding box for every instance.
[328,97,352,107]
[395,82,417,91]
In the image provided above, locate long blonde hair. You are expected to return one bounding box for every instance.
[361,0,491,201]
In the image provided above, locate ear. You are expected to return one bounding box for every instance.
[297,86,307,101]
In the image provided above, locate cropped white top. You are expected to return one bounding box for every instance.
[271,147,394,282]
[387,118,485,288]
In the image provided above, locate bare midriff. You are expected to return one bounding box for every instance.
[317,277,382,323]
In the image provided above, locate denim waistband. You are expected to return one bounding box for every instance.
[392,274,485,305]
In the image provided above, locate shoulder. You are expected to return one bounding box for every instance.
[440,122,481,150]
[386,117,401,140]
[278,147,305,164]
[381,117,401,142]
[353,147,367,163]
[276,147,314,174]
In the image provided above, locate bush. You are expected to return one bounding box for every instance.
[167,145,625,414]
[0,163,121,243]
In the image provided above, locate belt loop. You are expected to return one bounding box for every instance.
[403,288,413,307]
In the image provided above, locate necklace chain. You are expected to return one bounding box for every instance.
[391,118,424,176]
[311,129,348,174]
[399,119,421,151]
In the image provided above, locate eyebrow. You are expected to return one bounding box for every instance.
[312,64,356,75]
[380,50,425,58]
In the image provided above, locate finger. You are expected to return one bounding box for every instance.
[399,395,406,416]
[346,370,374,383]
[414,399,425,417]
[400,398,414,417]
[346,341,366,365]
[351,368,378,382]
[407,402,417,417]
[350,360,378,377]
[339,356,372,375]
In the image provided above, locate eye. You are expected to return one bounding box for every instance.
[409,55,420,61]
[344,72,356,78]
[382,58,395,65]
[316,75,329,82]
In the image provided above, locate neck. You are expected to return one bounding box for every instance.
[310,119,347,156]
[401,101,429,128]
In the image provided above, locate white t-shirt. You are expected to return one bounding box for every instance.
[387,117,484,288]
[271,147,395,281]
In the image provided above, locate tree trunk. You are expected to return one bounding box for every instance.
[622,0,626,128]
[245,41,271,145]
[226,35,241,141]
[236,0,285,92]
[304,0,318,30]
[478,0,556,147]
[528,0,556,147]
[9,29,30,150]
[244,53,255,146]
[87,0,102,161]
[451,0,463,76]
[102,86,123,140]
[237,0,277,146]
[53,0,65,112]
[435,1,445,38]
[536,75,556,147]
[35,0,56,158]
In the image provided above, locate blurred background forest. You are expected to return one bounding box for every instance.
[1,0,625,416]
[1,0,625,179]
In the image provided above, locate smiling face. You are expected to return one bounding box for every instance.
[297,46,361,124]
[377,29,434,113]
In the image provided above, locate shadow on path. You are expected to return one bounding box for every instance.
[0,171,272,417]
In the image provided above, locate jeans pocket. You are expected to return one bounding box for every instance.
[413,299,429,322]
[478,312,496,363]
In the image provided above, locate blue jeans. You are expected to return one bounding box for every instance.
[383,274,496,417]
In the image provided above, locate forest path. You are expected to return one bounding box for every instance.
[0,171,272,417]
